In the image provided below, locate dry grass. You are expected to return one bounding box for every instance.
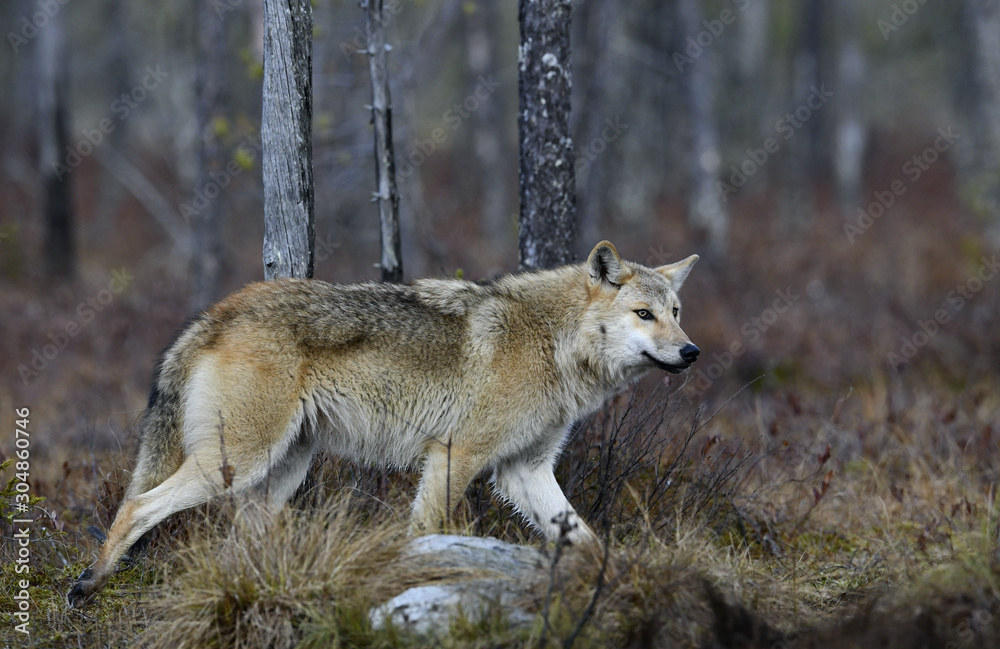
[3,371,1000,648]
[148,495,413,649]
[11,375,994,648]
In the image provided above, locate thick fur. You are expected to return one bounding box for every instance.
[68,241,699,605]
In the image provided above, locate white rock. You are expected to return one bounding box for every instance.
[369,535,548,635]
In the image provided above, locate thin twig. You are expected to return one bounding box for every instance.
[539,513,573,647]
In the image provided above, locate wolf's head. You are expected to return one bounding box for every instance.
[584,241,700,378]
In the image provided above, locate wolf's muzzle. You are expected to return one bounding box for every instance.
[679,344,700,363]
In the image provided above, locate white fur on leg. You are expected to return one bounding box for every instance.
[491,460,598,546]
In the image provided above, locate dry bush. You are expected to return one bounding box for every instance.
[560,380,748,541]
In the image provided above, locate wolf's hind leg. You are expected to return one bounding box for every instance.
[68,455,227,606]
[254,434,317,510]
[67,444,287,607]
[491,459,598,546]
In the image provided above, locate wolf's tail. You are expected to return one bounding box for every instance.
[125,315,213,498]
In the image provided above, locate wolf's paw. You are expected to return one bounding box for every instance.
[66,568,95,608]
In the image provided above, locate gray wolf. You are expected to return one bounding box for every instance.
[68,241,699,604]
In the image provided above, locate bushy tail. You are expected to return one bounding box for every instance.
[125,316,212,498]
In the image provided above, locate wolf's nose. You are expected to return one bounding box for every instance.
[679,344,700,363]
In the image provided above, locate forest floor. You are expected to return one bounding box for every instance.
[3,180,1000,647]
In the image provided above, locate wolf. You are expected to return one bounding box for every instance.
[68,241,699,605]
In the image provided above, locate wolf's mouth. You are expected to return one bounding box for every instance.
[642,352,690,374]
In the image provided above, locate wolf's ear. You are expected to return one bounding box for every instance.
[656,254,699,290]
[588,241,629,287]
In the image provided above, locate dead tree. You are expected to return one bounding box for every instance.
[189,6,226,311]
[517,0,575,271]
[363,0,403,283]
[37,12,74,279]
[465,2,511,247]
[676,0,728,256]
[832,0,867,217]
[262,0,315,280]
[779,0,824,225]
[965,0,1000,221]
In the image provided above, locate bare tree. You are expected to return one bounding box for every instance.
[465,2,511,248]
[363,0,403,283]
[676,0,727,256]
[832,0,867,217]
[573,0,619,251]
[262,0,314,280]
[965,0,1000,221]
[780,0,824,224]
[517,0,575,271]
[189,5,227,311]
[37,11,74,279]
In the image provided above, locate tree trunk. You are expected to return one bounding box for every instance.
[364,0,403,283]
[573,0,618,253]
[965,0,1000,221]
[262,0,314,280]
[780,0,824,225]
[93,0,130,241]
[832,0,867,218]
[465,2,511,249]
[37,11,74,280]
[733,0,769,145]
[517,0,575,271]
[190,4,227,311]
[676,0,727,257]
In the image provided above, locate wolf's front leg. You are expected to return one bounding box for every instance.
[491,459,598,547]
[410,443,484,535]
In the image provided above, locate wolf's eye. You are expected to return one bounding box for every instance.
[672,306,679,319]
[634,309,654,321]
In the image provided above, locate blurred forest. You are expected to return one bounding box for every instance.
[3,0,1000,646]
[2,0,997,278]
[4,0,999,411]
